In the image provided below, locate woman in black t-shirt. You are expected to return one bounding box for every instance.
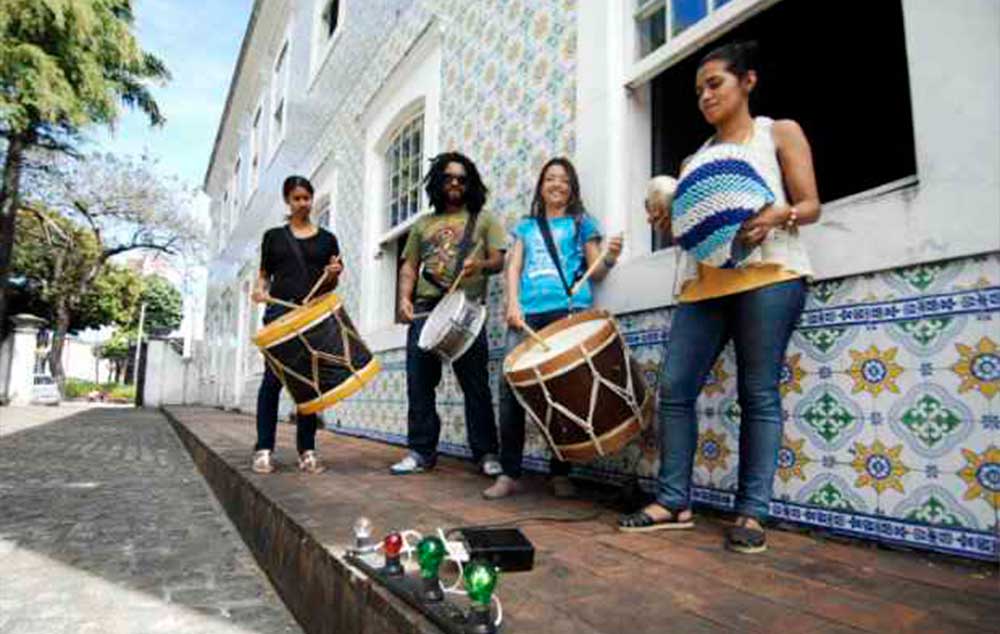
[250,175,342,474]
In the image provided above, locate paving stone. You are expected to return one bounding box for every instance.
[0,404,302,634]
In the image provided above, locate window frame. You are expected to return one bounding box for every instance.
[249,101,264,196]
[269,38,291,160]
[310,0,347,86]
[382,110,426,235]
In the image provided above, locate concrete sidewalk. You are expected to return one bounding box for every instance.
[0,404,302,634]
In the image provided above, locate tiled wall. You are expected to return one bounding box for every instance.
[332,253,1000,561]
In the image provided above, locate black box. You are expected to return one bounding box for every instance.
[455,527,535,572]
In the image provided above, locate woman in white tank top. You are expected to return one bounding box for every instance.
[619,42,821,554]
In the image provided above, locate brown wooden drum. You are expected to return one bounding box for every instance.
[503,309,652,463]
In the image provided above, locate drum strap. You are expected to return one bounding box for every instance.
[420,211,480,300]
[535,215,583,302]
[282,225,311,282]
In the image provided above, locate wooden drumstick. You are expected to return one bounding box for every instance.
[569,233,622,297]
[303,255,340,304]
[521,322,550,352]
[264,296,300,310]
[447,242,483,295]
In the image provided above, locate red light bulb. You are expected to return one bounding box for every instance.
[384,532,403,557]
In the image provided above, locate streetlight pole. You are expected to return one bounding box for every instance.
[133,302,146,386]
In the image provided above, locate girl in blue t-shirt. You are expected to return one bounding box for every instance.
[482,157,623,500]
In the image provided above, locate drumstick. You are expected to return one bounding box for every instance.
[264,296,300,310]
[569,233,623,297]
[521,323,551,351]
[447,242,484,295]
[303,255,340,304]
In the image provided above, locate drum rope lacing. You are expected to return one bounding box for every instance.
[261,308,365,398]
[512,320,645,462]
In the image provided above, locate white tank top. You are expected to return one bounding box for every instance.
[673,116,814,296]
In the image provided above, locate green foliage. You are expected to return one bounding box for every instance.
[0,0,169,137]
[9,207,142,331]
[94,327,133,360]
[136,274,181,335]
[63,378,133,400]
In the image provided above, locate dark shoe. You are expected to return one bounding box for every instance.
[618,505,694,533]
[725,524,767,554]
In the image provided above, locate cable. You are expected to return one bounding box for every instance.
[445,508,606,535]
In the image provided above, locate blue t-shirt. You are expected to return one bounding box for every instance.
[512,214,602,315]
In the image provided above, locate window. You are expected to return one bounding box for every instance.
[270,40,290,152]
[322,0,340,40]
[250,104,263,192]
[231,157,242,221]
[635,0,734,58]
[648,0,916,250]
[384,113,424,229]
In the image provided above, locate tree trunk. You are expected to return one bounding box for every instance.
[49,301,71,394]
[0,133,28,337]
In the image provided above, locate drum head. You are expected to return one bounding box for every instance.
[417,292,465,351]
[506,315,608,372]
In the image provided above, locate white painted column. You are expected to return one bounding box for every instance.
[4,314,47,406]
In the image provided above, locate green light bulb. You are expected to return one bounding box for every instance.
[416,536,446,579]
[463,560,498,606]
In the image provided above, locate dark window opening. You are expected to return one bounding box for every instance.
[650,0,916,250]
[323,0,340,39]
[394,231,410,325]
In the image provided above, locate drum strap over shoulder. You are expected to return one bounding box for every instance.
[535,215,583,302]
[282,225,310,278]
[420,211,480,299]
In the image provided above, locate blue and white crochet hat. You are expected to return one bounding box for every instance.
[671,144,775,268]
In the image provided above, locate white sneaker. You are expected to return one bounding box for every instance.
[298,450,326,474]
[252,449,275,474]
[479,454,503,477]
[390,452,433,475]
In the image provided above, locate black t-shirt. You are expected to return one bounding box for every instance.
[260,226,340,303]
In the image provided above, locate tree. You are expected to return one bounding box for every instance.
[135,274,182,336]
[95,327,133,383]
[0,0,169,334]
[10,151,199,389]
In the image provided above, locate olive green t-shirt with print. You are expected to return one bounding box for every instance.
[402,209,506,303]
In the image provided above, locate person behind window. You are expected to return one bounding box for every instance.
[390,153,506,476]
[619,41,821,554]
[249,175,343,475]
[482,157,622,500]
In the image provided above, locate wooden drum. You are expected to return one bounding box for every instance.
[503,309,652,463]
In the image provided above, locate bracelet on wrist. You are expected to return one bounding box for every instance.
[603,255,617,269]
[784,206,799,231]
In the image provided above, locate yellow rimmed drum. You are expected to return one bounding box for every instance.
[253,293,380,415]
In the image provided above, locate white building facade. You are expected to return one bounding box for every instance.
[202,0,1000,560]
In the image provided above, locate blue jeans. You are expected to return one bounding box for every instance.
[656,278,806,520]
[498,310,572,479]
[406,314,499,463]
[255,305,319,453]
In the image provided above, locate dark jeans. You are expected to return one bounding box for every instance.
[656,278,806,520]
[406,315,499,463]
[499,310,572,479]
[255,304,319,453]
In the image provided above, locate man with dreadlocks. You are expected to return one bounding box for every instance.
[390,152,505,476]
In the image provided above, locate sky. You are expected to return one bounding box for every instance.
[89,0,254,192]
[79,0,254,344]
